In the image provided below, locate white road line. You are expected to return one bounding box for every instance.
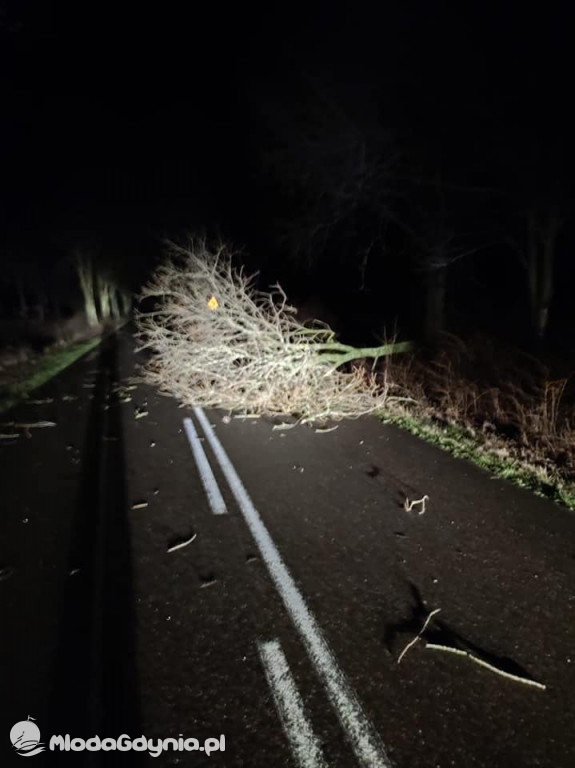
[183,417,228,515]
[193,406,392,768]
[258,639,327,768]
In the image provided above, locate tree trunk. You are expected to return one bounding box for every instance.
[109,288,120,319]
[75,255,99,327]
[98,276,111,321]
[526,209,558,342]
[120,291,133,316]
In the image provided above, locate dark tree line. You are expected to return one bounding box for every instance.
[237,17,573,349]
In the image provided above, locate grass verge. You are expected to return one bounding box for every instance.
[378,333,575,511]
[379,408,575,511]
[0,337,102,414]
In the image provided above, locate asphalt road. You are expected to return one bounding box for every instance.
[1,330,575,767]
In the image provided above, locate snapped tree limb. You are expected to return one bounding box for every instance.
[135,240,412,423]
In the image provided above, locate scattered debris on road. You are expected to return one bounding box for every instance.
[131,501,149,510]
[112,383,137,392]
[404,494,429,514]
[425,642,547,691]
[167,532,197,553]
[135,408,149,419]
[29,398,54,405]
[199,575,218,589]
[397,608,441,664]
[2,420,57,438]
[397,605,547,691]
[315,425,339,433]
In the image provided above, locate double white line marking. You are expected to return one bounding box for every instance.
[182,417,228,515]
[258,639,327,768]
[184,409,392,768]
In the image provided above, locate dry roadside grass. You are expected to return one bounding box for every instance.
[381,333,575,508]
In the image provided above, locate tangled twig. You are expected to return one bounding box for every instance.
[404,494,429,514]
[397,608,441,664]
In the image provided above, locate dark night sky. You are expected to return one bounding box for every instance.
[1,1,574,333]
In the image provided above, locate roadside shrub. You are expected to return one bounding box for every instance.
[383,333,575,503]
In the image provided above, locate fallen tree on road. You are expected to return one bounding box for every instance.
[135,240,412,423]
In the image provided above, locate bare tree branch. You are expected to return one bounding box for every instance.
[135,240,411,423]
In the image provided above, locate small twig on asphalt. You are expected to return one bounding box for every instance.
[167,532,197,553]
[135,410,149,419]
[272,422,297,430]
[0,433,20,439]
[314,425,339,433]
[397,608,441,664]
[404,494,429,514]
[3,421,57,438]
[425,643,546,691]
[131,501,149,510]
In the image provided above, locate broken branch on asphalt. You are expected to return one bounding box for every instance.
[425,643,547,691]
[397,608,441,664]
[396,606,546,691]
[2,420,57,438]
[167,532,198,553]
[404,494,429,514]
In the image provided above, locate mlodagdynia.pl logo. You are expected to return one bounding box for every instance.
[10,716,46,757]
[9,717,226,758]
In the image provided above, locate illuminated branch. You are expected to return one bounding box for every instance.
[136,240,411,423]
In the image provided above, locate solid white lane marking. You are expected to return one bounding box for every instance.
[193,406,392,768]
[183,417,228,515]
[258,639,327,768]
